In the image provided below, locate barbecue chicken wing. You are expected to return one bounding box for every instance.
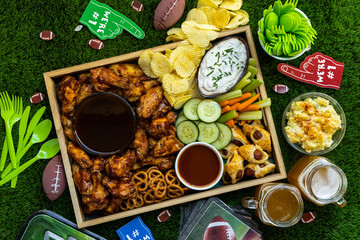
[78,72,91,84]
[103,197,122,215]
[102,176,136,199]
[136,86,163,119]
[90,67,129,91]
[109,63,144,78]
[130,129,149,160]
[122,76,160,102]
[105,150,137,179]
[90,156,106,173]
[57,75,80,114]
[76,83,96,105]
[60,114,75,141]
[82,171,109,214]
[140,155,175,171]
[147,111,177,139]
[72,163,93,196]
[151,97,172,119]
[67,141,93,168]
[152,135,184,157]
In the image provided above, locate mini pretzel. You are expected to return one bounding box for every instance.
[167,184,184,198]
[165,169,180,185]
[132,171,148,193]
[120,199,129,211]
[146,166,159,174]
[144,189,155,204]
[149,178,167,199]
[148,168,164,181]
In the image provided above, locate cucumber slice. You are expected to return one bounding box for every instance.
[178,110,185,118]
[175,115,188,128]
[177,121,199,144]
[197,99,222,123]
[211,123,233,150]
[183,98,202,120]
[197,122,220,144]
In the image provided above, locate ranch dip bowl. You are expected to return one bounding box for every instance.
[197,36,249,98]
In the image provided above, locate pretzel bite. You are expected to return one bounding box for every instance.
[222,150,245,184]
[250,126,272,153]
[244,160,275,178]
[238,144,269,164]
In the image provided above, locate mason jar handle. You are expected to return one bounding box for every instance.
[333,197,347,207]
[241,197,259,209]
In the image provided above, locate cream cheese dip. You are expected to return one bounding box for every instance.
[197,37,249,97]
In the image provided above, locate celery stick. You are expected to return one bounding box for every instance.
[212,89,242,103]
[237,111,263,120]
[246,65,259,79]
[217,110,237,123]
[233,72,251,90]
[237,79,251,90]
[249,58,256,67]
[242,78,264,93]
[254,98,271,108]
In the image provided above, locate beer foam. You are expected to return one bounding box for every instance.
[311,166,341,200]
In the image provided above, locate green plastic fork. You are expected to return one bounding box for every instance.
[0,92,18,169]
[0,96,23,171]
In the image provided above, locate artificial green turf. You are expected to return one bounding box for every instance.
[0,0,359,239]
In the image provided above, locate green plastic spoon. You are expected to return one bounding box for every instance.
[0,139,59,186]
[21,106,46,150]
[1,119,52,178]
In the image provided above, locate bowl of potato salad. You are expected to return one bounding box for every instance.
[282,92,346,155]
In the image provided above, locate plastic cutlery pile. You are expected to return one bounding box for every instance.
[0,92,59,188]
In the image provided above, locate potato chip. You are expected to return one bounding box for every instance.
[150,52,173,77]
[177,39,192,47]
[189,80,205,99]
[163,90,177,106]
[199,6,216,25]
[220,0,242,11]
[164,49,172,59]
[177,45,204,66]
[187,69,198,87]
[166,35,184,42]
[182,21,219,48]
[174,54,196,78]
[174,95,192,109]
[138,50,158,78]
[213,9,230,29]
[167,28,187,39]
[169,47,185,65]
[225,10,249,29]
[186,9,208,24]
[197,0,219,8]
[162,73,190,96]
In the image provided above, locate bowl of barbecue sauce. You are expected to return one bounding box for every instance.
[175,142,223,191]
[73,92,136,156]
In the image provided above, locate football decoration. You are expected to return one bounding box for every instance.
[42,155,67,201]
[154,0,186,30]
[89,39,104,50]
[74,25,83,32]
[301,212,316,224]
[29,93,46,104]
[273,84,289,94]
[132,1,144,12]
[157,209,172,222]
[203,216,236,240]
[39,30,55,41]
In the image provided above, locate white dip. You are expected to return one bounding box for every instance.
[197,38,248,96]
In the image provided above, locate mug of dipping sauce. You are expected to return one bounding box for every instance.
[73,92,136,156]
[288,155,347,207]
[242,183,304,227]
[175,142,223,191]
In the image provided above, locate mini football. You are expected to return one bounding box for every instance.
[89,39,104,50]
[154,0,185,30]
[39,30,55,41]
[273,84,289,94]
[157,209,172,222]
[132,0,144,12]
[203,216,236,240]
[42,155,67,201]
[29,93,45,104]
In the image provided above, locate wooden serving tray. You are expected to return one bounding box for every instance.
[44,25,286,228]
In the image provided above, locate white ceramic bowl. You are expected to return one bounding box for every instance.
[258,8,311,61]
[175,142,223,191]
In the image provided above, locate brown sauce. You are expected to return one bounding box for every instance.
[74,93,136,154]
[178,145,220,187]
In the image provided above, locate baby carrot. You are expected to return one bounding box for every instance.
[225,119,235,128]
[240,104,260,112]
[219,92,252,107]
[239,120,246,125]
[236,93,260,112]
[221,105,231,114]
